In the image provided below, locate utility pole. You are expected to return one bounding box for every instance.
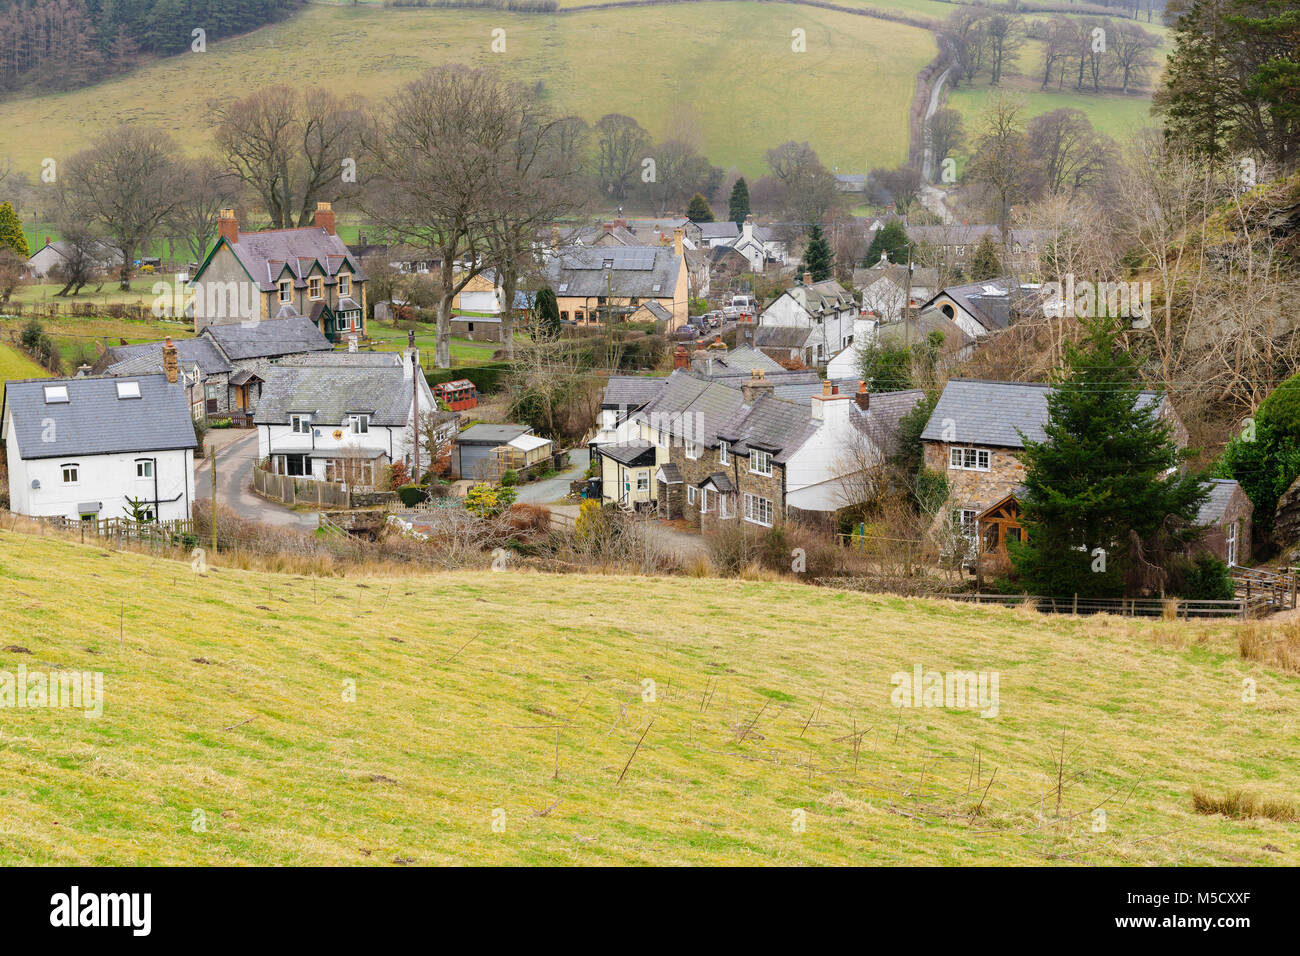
[605,266,614,373]
[210,446,217,555]
[904,247,914,350]
[410,329,420,483]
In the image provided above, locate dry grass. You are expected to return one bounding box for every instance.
[1239,620,1300,674]
[0,528,1296,865]
[1192,788,1299,823]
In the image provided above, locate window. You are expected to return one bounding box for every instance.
[685,441,700,460]
[719,493,733,518]
[349,414,369,434]
[750,449,772,476]
[1227,520,1238,567]
[688,485,698,505]
[43,385,68,404]
[338,274,351,297]
[115,381,141,399]
[279,280,292,303]
[700,487,713,513]
[948,446,991,472]
[560,311,569,322]
[467,323,475,333]
[744,493,773,527]
[291,414,312,434]
[718,441,730,465]
[61,464,79,484]
[136,460,153,479]
[636,471,649,492]
[951,508,978,539]
[308,276,323,299]
[205,384,221,400]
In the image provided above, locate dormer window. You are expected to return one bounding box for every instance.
[43,385,69,404]
[338,274,351,297]
[116,381,141,399]
[308,276,323,299]
[279,280,292,303]
[349,414,369,434]
[291,414,312,434]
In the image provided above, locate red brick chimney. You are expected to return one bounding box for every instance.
[673,227,684,259]
[314,201,336,235]
[673,344,690,370]
[162,337,179,385]
[603,222,613,234]
[43,236,50,247]
[854,380,870,411]
[217,209,238,245]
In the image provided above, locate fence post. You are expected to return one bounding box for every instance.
[1072,593,1077,615]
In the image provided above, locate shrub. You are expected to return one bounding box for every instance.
[500,469,518,487]
[397,484,427,507]
[504,502,550,535]
[464,482,517,517]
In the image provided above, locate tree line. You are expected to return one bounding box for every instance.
[0,0,301,93]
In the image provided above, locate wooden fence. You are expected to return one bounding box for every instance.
[39,515,197,546]
[1230,566,1296,611]
[253,468,352,508]
[939,592,1251,619]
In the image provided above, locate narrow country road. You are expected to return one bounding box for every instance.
[194,429,319,529]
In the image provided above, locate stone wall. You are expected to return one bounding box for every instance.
[667,442,786,530]
[922,441,1025,518]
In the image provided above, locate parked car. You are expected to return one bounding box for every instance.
[673,324,700,340]
[706,310,723,327]
[722,306,742,320]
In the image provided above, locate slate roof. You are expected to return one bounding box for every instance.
[853,262,939,292]
[545,245,682,299]
[852,389,926,457]
[600,440,657,467]
[753,326,815,350]
[639,301,673,322]
[602,376,668,409]
[701,472,735,493]
[692,344,785,376]
[1197,478,1245,525]
[96,337,232,377]
[875,310,974,352]
[455,423,530,445]
[698,222,740,242]
[208,225,367,293]
[656,462,683,483]
[278,351,405,368]
[253,367,416,427]
[200,316,332,361]
[921,379,1166,449]
[3,374,197,460]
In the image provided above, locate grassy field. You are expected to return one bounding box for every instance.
[0,4,933,179]
[0,531,1295,865]
[367,321,504,366]
[0,342,49,404]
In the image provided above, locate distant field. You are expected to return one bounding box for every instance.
[0,4,934,181]
[0,531,1296,865]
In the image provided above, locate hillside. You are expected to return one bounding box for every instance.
[0,3,934,178]
[0,2,1163,185]
[0,531,1295,865]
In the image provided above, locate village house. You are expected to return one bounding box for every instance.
[757,273,859,365]
[196,315,333,420]
[544,237,688,331]
[593,368,921,527]
[190,204,367,343]
[918,279,1047,341]
[254,352,435,486]
[93,336,233,419]
[730,216,791,272]
[920,378,1194,573]
[1196,478,1254,567]
[909,224,1050,275]
[2,345,198,522]
[854,258,939,322]
[25,236,123,280]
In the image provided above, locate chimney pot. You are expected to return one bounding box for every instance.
[218,208,238,245]
[313,201,336,235]
[854,381,870,411]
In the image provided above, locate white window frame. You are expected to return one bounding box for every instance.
[349,414,369,434]
[750,449,772,476]
[700,487,713,513]
[687,485,698,505]
[743,492,773,527]
[291,414,312,434]
[951,508,978,540]
[1226,520,1238,567]
[278,279,292,303]
[61,463,79,485]
[685,441,700,460]
[338,273,351,297]
[636,470,649,492]
[948,446,991,472]
[718,441,730,465]
[719,492,734,518]
[135,459,153,479]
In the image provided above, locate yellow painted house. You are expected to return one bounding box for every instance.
[545,230,688,331]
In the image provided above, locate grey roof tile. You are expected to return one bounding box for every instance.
[96,337,232,376]
[4,374,197,459]
[253,367,413,426]
[201,316,332,361]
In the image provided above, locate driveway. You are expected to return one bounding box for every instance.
[515,447,589,505]
[194,429,319,529]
